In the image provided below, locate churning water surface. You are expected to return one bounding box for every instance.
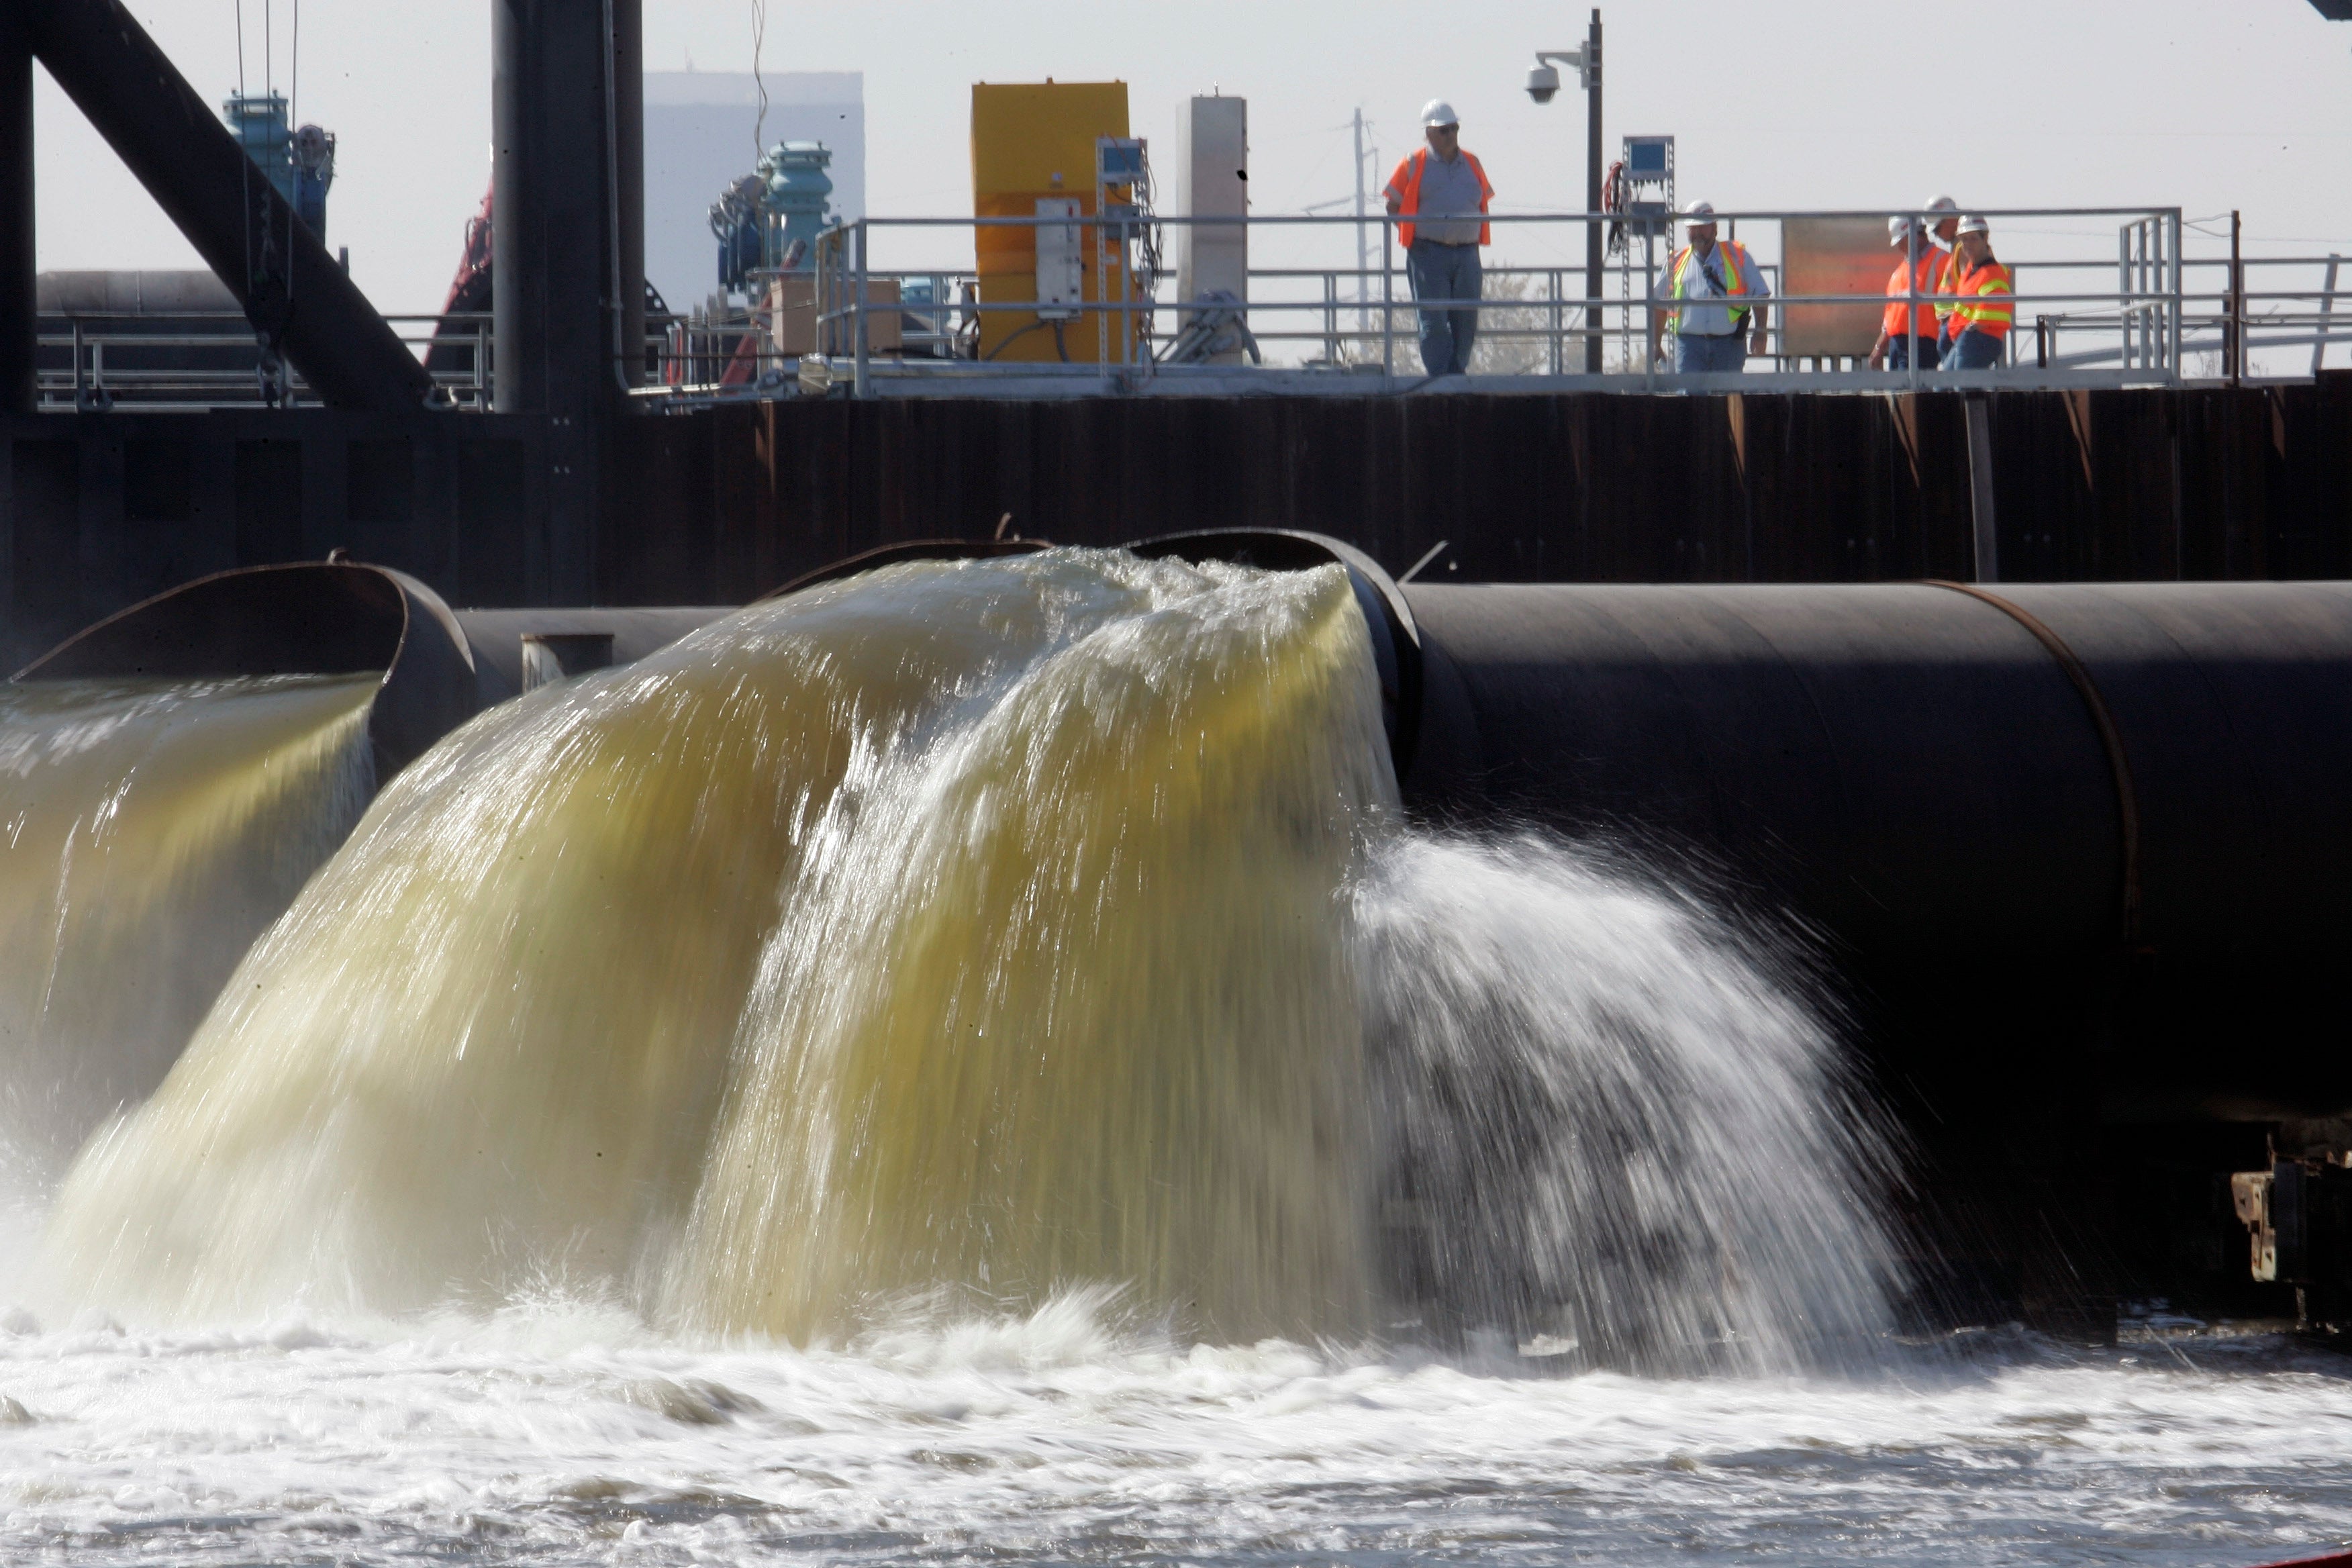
[0,1293,2346,1567]
[0,552,2345,1565]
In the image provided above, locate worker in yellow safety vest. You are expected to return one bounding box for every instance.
[1916,195,1964,345]
[1940,215,2016,373]
[1869,216,1945,371]
[1383,99,1494,376]
[1646,201,1771,374]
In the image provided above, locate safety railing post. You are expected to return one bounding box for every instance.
[2126,221,2145,373]
[1323,272,1337,364]
[1549,268,1563,376]
[2314,254,2340,377]
[853,221,871,397]
[1381,217,1395,378]
[2167,209,2183,383]
[1906,220,1921,395]
[1642,227,1657,393]
[70,318,83,406]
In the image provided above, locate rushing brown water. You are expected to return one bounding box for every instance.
[36,554,1393,1338]
[0,674,376,1171]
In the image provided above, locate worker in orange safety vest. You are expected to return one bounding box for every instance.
[1940,215,2016,373]
[1383,99,1494,376]
[1869,216,1945,371]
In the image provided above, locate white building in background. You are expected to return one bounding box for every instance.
[642,70,865,311]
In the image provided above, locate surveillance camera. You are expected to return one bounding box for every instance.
[1526,62,1561,103]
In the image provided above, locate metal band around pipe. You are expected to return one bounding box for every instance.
[1923,579,2144,949]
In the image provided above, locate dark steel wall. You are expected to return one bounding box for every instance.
[603,380,2352,603]
[6,381,2350,669]
[2,409,545,669]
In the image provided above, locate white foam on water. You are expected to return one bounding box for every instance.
[0,1293,2345,1566]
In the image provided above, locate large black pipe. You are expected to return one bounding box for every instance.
[11,562,736,773]
[20,0,434,413]
[0,5,32,415]
[1400,581,2352,967]
[1397,580,2352,1133]
[13,562,481,778]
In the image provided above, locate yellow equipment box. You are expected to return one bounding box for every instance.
[971,81,1139,364]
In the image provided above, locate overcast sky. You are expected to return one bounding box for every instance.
[31,0,2352,315]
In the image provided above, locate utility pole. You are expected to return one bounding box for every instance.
[1527,12,1604,372]
[1353,107,1371,339]
[1584,9,1604,373]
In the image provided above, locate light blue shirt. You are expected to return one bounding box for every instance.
[1654,241,1770,338]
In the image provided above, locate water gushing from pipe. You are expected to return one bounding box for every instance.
[0,675,376,1173]
[1357,833,1900,1369]
[27,552,1901,1365]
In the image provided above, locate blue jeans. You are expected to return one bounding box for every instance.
[1887,334,1939,370]
[1942,328,2004,371]
[1674,331,1749,373]
[1406,240,1481,375]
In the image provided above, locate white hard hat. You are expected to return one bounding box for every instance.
[1888,214,1916,242]
[1957,213,1990,236]
[1925,194,1959,213]
[1420,99,1459,127]
[1686,201,1717,222]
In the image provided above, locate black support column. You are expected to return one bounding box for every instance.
[613,0,644,388]
[493,0,630,600]
[1,7,37,415]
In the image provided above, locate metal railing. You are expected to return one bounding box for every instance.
[32,312,500,411]
[25,211,2342,409]
[634,207,2349,400]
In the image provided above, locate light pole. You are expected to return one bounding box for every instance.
[1526,9,1602,373]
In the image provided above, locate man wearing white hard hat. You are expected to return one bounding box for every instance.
[1646,203,1771,374]
[1939,215,2015,373]
[1382,100,1494,376]
[1869,215,1945,372]
[1919,195,1965,344]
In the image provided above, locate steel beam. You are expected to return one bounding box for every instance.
[493,0,620,599]
[613,0,644,387]
[22,0,433,412]
[0,8,34,415]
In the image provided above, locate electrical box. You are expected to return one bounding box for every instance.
[970,81,1133,362]
[1620,136,1676,240]
[1034,197,1083,320]
[1625,136,1673,185]
[1096,138,1146,186]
